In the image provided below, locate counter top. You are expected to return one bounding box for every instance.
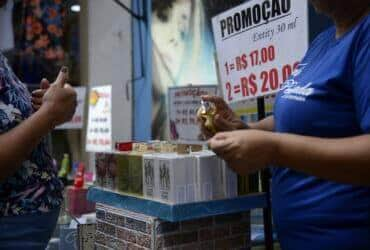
[87,187,267,222]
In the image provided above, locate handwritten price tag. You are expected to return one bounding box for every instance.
[168,85,218,144]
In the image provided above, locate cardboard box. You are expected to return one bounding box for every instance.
[192,151,224,201]
[95,153,107,188]
[67,186,95,216]
[221,161,238,198]
[116,154,129,193]
[156,153,197,204]
[128,153,143,196]
[105,154,117,191]
[142,154,159,199]
[115,153,143,196]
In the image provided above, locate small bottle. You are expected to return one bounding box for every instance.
[74,162,85,188]
[197,100,217,133]
[58,154,70,178]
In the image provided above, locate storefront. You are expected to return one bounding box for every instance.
[5,1,369,250]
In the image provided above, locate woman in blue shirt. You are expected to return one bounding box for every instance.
[201,1,370,249]
[0,53,76,249]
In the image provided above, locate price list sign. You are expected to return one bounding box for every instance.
[86,85,113,152]
[168,85,218,144]
[212,0,308,103]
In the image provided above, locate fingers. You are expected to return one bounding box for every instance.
[32,96,43,105]
[212,132,228,141]
[64,83,74,90]
[64,83,78,108]
[40,78,50,89]
[64,83,77,99]
[213,114,235,132]
[201,95,227,109]
[208,137,233,159]
[200,125,214,139]
[54,66,68,88]
[31,89,47,98]
[208,133,229,150]
[32,103,41,111]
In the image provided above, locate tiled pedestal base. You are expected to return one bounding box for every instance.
[95,204,251,250]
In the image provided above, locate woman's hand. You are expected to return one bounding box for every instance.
[208,130,277,175]
[32,78,50,111]
[39,67,77,127]
[198,95,247,138]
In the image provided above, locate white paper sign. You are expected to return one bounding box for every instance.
[168,85,218,144]
[212,0,308,103]
[86,85,112,152]
[56,87,86,130]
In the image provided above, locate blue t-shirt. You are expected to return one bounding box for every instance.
[272,14,370,250]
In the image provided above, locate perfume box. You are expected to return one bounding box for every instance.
[95,153,116,190]
[105,154,117,191]
[116,154,130,193]
[221,161,238,198]
[155,153,197,204]
[127,153,144,196]
[115,152,143,197]
[191,151,224,201]
[142,154,159,200]
[95,153,107,188]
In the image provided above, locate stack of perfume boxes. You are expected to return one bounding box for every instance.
[95,147,238,204]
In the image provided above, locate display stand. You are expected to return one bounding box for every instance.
[88,187,269,249]
[88,187,267,222]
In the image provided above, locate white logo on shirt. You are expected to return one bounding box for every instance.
[281,64,314,102]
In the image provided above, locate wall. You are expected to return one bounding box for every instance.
[81,0,133,169]
[151,0,245,140]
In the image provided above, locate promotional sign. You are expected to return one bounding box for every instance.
[168,85,218,144]
[56,87,86,130]
[86,85,112,152]
[212,0,308,103]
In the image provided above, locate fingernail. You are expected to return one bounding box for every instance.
[61,66,68,73]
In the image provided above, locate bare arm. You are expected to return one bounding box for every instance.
[0,107,54,181]
[209,130,370,186]
[273,133,370,186]
[248,115,274,132]
[0,67,76,181]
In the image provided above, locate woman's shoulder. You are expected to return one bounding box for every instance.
[300,26,335,64]
[310,26,335,49]
[350,14,369,65]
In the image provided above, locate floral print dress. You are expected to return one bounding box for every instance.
[0,53,63,217]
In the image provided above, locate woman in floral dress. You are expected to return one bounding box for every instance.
[0,52,76,249]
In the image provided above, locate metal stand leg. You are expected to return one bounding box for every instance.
[262,169,274,250]
[257,97,274,250]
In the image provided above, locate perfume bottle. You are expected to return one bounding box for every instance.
[197,100,217,133]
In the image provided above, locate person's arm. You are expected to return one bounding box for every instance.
[247,116,274,131]
[0,107,54,181]
[0,67,76,181]
[273,133,370,186]
[209,130,370,186]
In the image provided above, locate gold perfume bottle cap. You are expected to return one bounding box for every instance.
[197,100,217,133]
